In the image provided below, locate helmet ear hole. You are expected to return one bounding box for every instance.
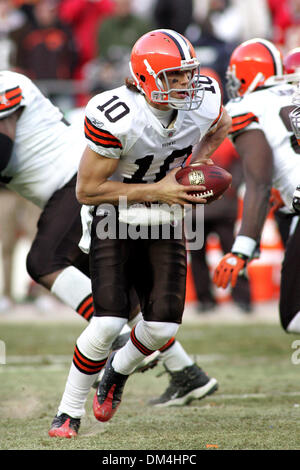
[140,75,146,82]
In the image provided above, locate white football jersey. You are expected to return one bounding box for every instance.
[226,83,300,211]
[84,78,222,184]
[0,71,85,208]
[78,78,222,248]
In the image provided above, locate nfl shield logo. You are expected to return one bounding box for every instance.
[0,93,9,106]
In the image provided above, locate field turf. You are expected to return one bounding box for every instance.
[1,313,300,452]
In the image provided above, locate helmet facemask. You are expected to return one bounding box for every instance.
[226,64,265,99]
[151,63,204,111]
[225,65,242,99]
[131,58,204,111]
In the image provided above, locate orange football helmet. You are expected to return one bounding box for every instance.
[226,38,283,99]
[129,29,204,110]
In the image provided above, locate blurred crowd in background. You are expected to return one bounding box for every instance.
[0,0,299,313]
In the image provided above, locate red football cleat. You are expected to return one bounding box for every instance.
[93,352,128,422]
[48,413,80,438]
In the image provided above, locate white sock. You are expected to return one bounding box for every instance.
[51,266,94,320]
[57,316,127,418]
[112,320,179,375]
[127,311,143,329]
[161,341,194,372]
[58,363,97,418]
[116,312,143,336]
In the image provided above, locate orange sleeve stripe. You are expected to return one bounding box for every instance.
[85,126,122,148]
[84,116,120,141]
[230,112,259,133]
[6,86,22,99]
[0,95,22,112]
[85,125,123,148]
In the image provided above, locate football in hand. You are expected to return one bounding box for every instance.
[175,162,232,204]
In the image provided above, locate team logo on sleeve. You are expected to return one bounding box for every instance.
[84,116,122,149]
[0,93,9,106]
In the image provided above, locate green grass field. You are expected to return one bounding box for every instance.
[1,315,300,451]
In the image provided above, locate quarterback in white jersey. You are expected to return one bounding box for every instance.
[84,79,222,185]
[0,69,221,438]
[0,71,84,208]
[49,29,230,436]
[213,38,300,336]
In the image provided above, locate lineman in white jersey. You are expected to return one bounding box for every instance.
[49,29,231,436]
[0,70,222,426]
[0,71,83,207]
[212,38,300,335]
[0,70,99,321]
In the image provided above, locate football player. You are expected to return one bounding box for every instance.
[0,69,220,426]
[212,38,300,336]
[49,29,231,437]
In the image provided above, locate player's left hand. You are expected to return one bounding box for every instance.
[213,253,247,289]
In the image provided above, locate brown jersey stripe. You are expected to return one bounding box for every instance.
[85,126,123,149]
[159,337,175,352]
[130,327,154,356]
